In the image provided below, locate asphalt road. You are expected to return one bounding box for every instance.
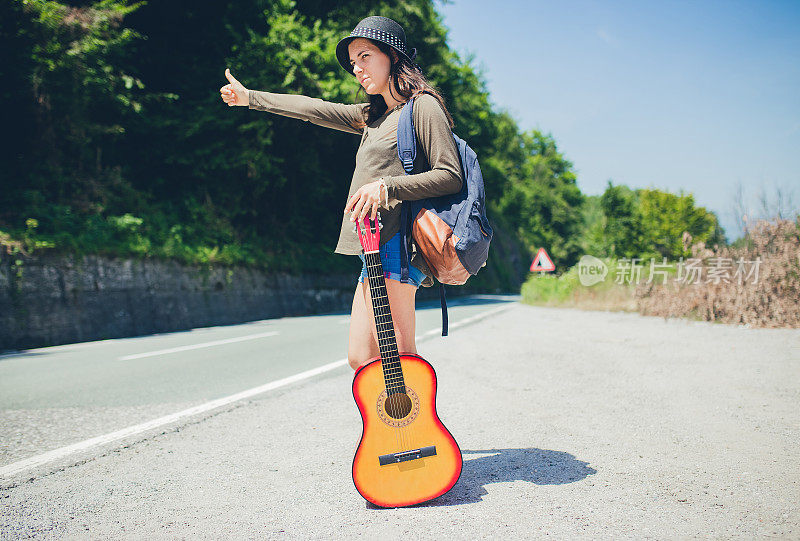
[1,297,798,539]
[0,294,514,469]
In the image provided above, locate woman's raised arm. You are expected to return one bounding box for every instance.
[221,68,365,136]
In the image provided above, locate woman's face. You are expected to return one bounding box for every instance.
[348,38,395,94]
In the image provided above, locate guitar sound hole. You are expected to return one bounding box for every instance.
[383,393,413,419]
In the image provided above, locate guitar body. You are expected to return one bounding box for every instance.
[352,352,462,508]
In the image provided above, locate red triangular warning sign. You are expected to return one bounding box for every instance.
[530,247,555,272]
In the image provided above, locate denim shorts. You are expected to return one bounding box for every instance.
[358,230,426,288]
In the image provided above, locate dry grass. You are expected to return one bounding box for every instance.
[634,218,800,328]
[569,284,638,312]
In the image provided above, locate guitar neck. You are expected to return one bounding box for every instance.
[363,251,406,392]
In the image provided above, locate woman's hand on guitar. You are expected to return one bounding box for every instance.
[344,180,387,223]
[220,68,250,107]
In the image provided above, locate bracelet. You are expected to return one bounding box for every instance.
[377,177,389,206]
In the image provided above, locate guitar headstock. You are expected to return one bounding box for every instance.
[354,212,382,253]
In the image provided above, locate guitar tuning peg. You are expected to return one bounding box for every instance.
[350,213,382,235]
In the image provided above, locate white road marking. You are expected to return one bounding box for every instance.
[0,303,512,479]
[0,357,348,479]
[117,331,280,360]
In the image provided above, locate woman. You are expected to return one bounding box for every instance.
[219,16,463,371]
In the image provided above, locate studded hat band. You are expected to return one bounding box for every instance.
[335,15,418,76]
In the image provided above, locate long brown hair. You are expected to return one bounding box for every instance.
[349,39,455,130]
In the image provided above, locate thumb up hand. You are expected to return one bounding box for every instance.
[220,68,249,106]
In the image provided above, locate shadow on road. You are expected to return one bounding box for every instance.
[365,447,596,509]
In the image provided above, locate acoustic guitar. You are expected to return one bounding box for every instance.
[351,214,462,508]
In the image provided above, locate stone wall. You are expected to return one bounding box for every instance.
[0,252,481,352]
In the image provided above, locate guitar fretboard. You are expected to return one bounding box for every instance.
[363,251,406,394]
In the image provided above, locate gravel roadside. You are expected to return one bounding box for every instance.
[2,303,798,539]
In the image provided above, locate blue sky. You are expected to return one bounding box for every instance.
[436,0,799,241]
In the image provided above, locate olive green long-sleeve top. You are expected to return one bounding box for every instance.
[247,89,464,287]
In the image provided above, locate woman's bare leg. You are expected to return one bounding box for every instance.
[348,281,380,370]
[347,278,417,371]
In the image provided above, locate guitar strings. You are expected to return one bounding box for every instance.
[359,220,407,451]
[365,251,420,452]
[365,261,408,451]
[360,219,420,453]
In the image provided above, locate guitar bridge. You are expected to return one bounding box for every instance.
[378,445,437,466]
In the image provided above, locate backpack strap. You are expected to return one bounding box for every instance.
[397,97,415,287]
[439,282,448,336]
[397,98,415,288]
[396,96,449,337]
[397,97,416,173]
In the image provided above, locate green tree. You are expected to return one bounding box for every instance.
[637,188,724,259]
[497,130,585,269]
[599,182,647,258]
[1,0,148,252]
[577,194,606,257]
[589,182,726,261]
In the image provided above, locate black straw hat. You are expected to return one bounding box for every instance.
[335,16,417,76]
